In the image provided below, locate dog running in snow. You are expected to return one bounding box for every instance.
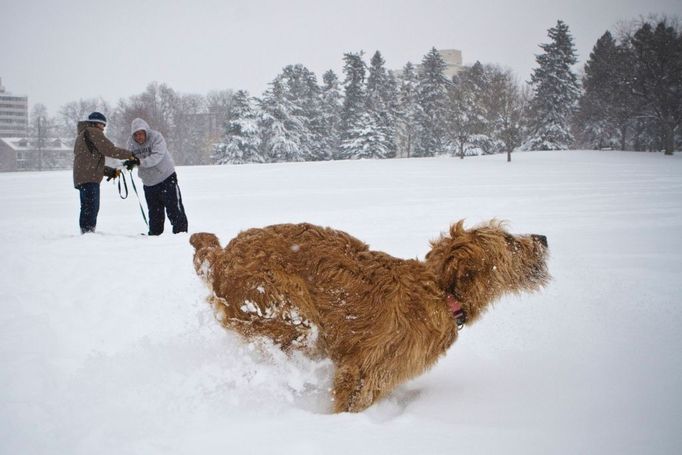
[190,220,550,413]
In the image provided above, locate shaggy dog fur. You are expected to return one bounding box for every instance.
[189,220,550,413]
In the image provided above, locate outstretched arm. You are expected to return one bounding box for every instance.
[86,128,133,160]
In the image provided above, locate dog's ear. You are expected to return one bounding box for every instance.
[189,232,221,251]
[426,220,480,293]
[449,219,466,239]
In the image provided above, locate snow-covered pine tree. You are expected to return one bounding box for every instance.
[339,52,379,159]
[258,79,306,163]
[213,90,263,164]
[414,48,451,157]
[320,70,343,160]
[339,111,387,159]
[395,62,420,157]
[274,64,323,160]
[523,20,580,151]
[340,52,366,133]
[365,51,397,158]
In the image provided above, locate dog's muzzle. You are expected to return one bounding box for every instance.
[531,234,548,248]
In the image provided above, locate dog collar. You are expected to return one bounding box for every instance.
[447,293,467,329]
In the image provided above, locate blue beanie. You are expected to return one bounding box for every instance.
[88,112,107,125]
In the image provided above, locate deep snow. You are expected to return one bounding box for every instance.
[1,150,681,454]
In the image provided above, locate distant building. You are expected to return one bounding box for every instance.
[437,49,463,79]
[397,49,464,80]
[0,137,73,172]
[0,78,29,138]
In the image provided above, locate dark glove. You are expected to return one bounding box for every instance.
[106,168,121,181]
[123,156,140,170]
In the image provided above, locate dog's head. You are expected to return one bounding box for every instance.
[425,220,550,324]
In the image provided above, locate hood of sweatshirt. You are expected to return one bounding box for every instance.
[131,118,151,142]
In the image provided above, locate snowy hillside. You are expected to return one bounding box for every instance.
[1,150,681,454]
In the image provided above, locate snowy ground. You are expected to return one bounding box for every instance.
[1,150,681,454]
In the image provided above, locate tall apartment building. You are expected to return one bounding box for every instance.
[0,77,29,137]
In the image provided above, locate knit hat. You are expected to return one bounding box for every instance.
[87,112,107,125]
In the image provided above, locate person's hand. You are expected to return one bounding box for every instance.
[106,168,121,181]
[123,156,140,170]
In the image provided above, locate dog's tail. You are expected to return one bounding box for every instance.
[189,232,221,280]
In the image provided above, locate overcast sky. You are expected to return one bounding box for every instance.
[1,0,680,115]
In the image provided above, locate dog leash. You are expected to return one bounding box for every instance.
[112,169,148,227]
[127,169,149,227]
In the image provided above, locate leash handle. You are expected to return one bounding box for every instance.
[117,171,129,199]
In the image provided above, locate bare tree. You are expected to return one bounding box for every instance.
[487,68,529,162]
[30,104,53,170]
[58,98,111,137]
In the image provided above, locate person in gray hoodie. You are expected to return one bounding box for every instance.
[125,118,188,235]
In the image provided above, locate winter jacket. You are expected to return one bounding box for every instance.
[127,118,176,187]
[73,121,133,188]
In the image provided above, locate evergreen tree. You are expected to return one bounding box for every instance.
[214,90,262,164]
[339,52,373,159]
[523,20,580,150]
[629,19,682,155]
[576,31,636,150]
[366,51,397,157]
[414,48,451,156]
[338,111,387,159]
[273,64,323,160]
[319,70,343,160]
[396,62,420,157]
[259,79,306,162]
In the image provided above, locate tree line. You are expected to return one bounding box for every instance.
[576,18,682,155]
[30,15,681,169]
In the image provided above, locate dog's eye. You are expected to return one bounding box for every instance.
[503,234,520,253]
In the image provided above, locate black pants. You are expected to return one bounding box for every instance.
[143,172,188,236]
[77,182,100,234]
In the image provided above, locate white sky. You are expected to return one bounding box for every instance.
[1,0,680,114]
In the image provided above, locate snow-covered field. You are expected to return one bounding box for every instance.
[1,150,681,454]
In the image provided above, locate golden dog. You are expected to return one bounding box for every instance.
[190,220,549,413]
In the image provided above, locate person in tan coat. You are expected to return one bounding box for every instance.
[72,112,134,234]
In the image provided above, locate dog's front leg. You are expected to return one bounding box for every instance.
[332,362,375,413]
